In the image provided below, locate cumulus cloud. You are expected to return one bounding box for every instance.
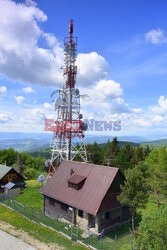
[22,86,35,93]
[77,52,109,86]
[7,104,55,132]
[150,96,167,114]
[93,79,123,100]
[14,95,24,104]
[0,112,11,123]
[0,0,113,89]
[145,28,167,45]
[80,79,133,117]
[0,85,7,94]
[0,0,64,86]
[43,102,52,110]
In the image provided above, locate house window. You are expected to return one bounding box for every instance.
[78,209,83,218]
[61,203,69,211]
[49,198,55,206]
[105,211,110,220]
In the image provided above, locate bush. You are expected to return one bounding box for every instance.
[24,168,38,179]
[136,207,167,250]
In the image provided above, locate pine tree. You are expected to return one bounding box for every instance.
[118,166,149,232]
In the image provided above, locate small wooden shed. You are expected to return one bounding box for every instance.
[0,164,25,197]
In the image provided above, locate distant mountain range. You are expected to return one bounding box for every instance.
[142,139,167,147]
[0,132,167,151]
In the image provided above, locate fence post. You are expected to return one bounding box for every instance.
[100,229,104,250]
[13,199,15,210]
[70,223,72,241]
[32,207,34,220]
[88,226,90,246]
[77,224,79,242]
[40,209,42,223]
[129,228,133,250]
[24,203,26,216]
[115,235,117,250]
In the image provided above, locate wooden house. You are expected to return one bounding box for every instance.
[0,164,25,197]
[42,161,130,234]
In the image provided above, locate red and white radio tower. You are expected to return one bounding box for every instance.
[47,19,88,176]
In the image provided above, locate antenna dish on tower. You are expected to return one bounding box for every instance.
[75,88,79,96]
[45,159,51,168]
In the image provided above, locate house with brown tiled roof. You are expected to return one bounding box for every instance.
[41,161,130,234]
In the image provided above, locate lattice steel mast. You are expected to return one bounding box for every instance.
[48,20,87,176]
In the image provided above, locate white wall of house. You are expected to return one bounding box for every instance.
[76,209,89,230]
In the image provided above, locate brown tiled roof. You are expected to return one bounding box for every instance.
[68,174,86,184]
[42,161,119,216]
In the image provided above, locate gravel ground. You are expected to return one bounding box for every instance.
[0,230,36,250]
[0,221,64,250]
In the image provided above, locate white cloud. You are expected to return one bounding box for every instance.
[14,95,24,104]
[43,102,52,110]
[77,52,109,86]
[150,96,167,114]
[152,115,163,123]
[94,79,123,100]
[0,85,7,94]
[145,28,167,45]
[0,112,11,123]
[0,1,111,88]
[81,79,131,115]
[22,86,35,94]
[0,0,64,86]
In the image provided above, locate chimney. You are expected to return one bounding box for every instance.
[70,168,75,176]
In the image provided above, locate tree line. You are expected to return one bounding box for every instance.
[0,148,46,179]
[0,138,167,248]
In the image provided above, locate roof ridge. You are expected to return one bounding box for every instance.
[63,160,119,170]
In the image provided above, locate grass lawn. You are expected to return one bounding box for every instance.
[138,193,167,217]
[15,180,43,211]
[103,223,132,250]
[0,204,86,250]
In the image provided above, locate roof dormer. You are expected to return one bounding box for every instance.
[68,174,86,190]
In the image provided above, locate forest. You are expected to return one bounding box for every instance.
[0,138,167,249]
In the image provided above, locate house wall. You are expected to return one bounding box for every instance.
[98,206,122,232]
[44,196,73,222]
[76,209,89,229]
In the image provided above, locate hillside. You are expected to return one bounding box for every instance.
[0,132,167,152]
[142,139,167,147]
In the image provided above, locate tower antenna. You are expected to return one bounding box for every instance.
[48,19,87,177]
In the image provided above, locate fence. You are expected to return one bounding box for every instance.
[0,194,135,250]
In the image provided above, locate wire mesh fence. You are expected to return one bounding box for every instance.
[0,194,135,250]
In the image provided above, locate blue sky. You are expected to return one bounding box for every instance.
[0,0,167,138]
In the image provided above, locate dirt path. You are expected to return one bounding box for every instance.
[0,221,64,250]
